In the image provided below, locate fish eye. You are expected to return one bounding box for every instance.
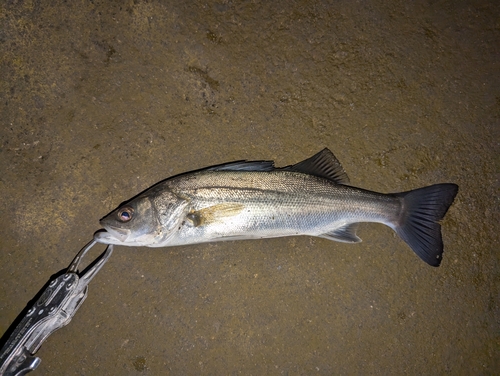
[117,207,134,222]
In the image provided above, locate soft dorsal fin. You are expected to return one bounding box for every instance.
[283,148,349,184]
[207,160,276,172]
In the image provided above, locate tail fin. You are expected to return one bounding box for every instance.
[394,183,458,267]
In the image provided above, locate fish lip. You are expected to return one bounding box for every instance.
[93,229,124,244]
[94,226,130,243]
[93,229,114,244]
[93,229,112,243]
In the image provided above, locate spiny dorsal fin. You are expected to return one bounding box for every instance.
[283,148,350,184]
[207,160,275,172]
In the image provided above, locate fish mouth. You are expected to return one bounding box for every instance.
[94,226,130,244]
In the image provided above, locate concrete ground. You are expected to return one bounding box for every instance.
[0,0,498,374]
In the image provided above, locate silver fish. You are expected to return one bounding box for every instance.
[94,149,458,266]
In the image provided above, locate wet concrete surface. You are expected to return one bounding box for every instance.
[0,0,498,374]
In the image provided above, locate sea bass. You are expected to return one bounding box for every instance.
[94,149,458,266]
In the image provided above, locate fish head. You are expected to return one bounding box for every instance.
[94,195,160,246]
[94,187,189,247]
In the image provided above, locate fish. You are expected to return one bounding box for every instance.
[94,148,458,266]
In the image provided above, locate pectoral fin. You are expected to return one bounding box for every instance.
[187,203,245,227]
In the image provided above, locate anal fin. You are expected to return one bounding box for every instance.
[318,224,361,243]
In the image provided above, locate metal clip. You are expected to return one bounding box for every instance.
[0,241,113,376]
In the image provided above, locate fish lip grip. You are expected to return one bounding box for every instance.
[0,241,113,376]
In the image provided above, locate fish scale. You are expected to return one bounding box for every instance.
[165,171,397,242]
[95,149,458,266]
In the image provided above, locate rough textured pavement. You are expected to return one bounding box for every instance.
[1,1,498,374]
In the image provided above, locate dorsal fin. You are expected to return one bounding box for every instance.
[207,160,275,172]
[283,148,349,184]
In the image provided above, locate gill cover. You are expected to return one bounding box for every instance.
[96,185,190,246]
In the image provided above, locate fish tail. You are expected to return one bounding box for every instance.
[393,183,458,267]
